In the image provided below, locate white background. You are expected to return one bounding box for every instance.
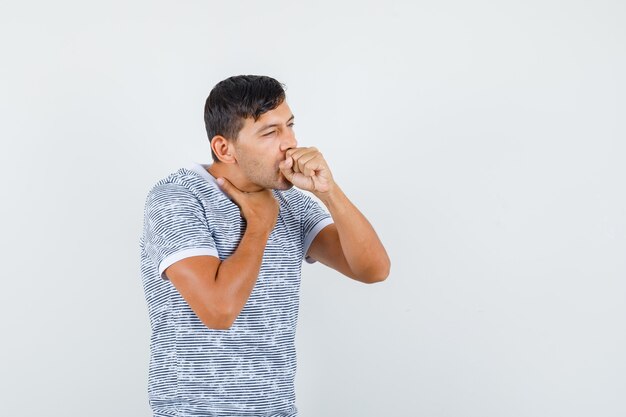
[1,1,625,416]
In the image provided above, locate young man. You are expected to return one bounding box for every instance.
[140,75,390,416]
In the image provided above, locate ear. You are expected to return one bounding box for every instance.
[210,135,237,164]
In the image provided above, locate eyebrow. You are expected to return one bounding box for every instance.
[255,114,295,134]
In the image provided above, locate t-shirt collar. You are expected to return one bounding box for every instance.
[187,162,218,187]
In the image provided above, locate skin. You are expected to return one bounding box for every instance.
[165,100,391,330]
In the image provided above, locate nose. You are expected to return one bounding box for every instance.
[280,129,297,152]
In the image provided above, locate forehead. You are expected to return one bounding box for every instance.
[241,101,293,130]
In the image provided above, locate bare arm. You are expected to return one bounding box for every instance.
[307,185,390,283]
[280,147,390,283]
[165,177,278,330]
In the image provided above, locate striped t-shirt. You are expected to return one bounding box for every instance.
[139,162,333,417]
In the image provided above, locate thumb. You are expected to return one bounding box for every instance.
[216,177,242,202]
[279,158,295,181]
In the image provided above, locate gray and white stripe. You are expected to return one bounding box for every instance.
[139,162,332,417]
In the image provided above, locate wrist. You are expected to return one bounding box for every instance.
[245,221,274,237]
[316,183,345,209]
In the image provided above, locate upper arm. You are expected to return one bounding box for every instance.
[306,223,356,279]
[143,183,218,278]
[143,184,228,328]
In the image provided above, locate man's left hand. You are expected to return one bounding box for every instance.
[279,147,334,195]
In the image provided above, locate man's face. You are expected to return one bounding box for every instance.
[232,100,297,190]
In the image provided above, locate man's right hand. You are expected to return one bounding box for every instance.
[216,177,279,233]
[165,177,279,330]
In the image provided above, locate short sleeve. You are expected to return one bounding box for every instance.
[300,193,334,264]
[142,183,218,280]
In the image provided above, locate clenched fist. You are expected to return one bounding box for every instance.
[278,147,335,195]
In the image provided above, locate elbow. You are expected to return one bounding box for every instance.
[201,318,234,331]
[371,256,391,283]
[200,315,235,331]
[365,269,389,284]
[358,259,391,284]
[368,253,391,283]
[197,304,238,330]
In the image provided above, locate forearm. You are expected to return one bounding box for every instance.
[214,224,271,319]
[318,185,390,281]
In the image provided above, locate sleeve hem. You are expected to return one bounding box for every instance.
[303,217,334,264]
[158,247,219,280]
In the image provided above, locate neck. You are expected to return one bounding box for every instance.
[207,162,264,192]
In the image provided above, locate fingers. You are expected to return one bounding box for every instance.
[286,147,319,164]
[284,147,324,176]
[279,147,331,192]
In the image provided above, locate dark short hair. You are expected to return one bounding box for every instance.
[204,75,286,161]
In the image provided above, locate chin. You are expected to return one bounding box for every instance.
[273,181,294,191]
[271,173,293,191]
